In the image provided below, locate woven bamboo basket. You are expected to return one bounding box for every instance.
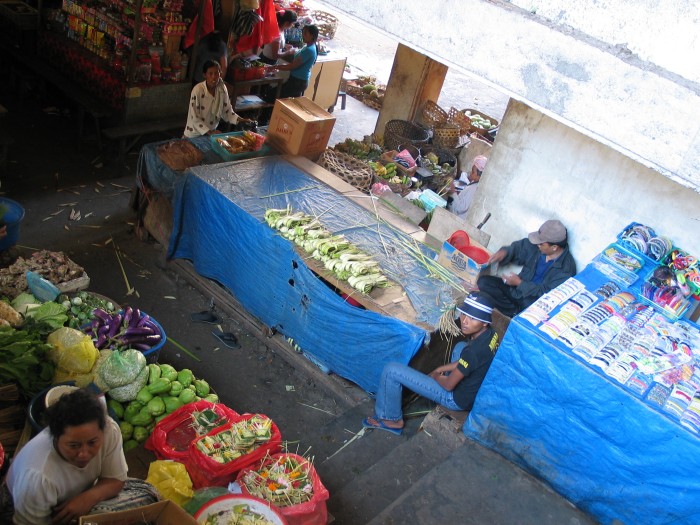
[317,149,373,192]
[384,120,430,152]
[311,10,339,39]
[432,124,464,149]
[419,100,448,130]
[447,107,472,135]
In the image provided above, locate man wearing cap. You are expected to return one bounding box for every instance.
[448,155,488,221]
[477,219,577,317]
[363,293,499,435]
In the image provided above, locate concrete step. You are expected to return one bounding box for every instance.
[367,438,598,525]
[327,418,465,524]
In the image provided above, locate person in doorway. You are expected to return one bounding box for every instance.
[362,293,499,435]
[477,219,577,317]
[184,59,254,137]
[272,24,319,98]
[258,10,298,65]
[3,389,158,525]
[192,30,228,84]
[449,155,488,220]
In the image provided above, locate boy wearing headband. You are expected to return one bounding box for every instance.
[363,293,499,435]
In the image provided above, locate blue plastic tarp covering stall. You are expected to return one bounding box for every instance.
[464,273,700,524]
[167,156,457,393]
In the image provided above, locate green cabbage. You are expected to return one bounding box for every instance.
[25,301,68,329]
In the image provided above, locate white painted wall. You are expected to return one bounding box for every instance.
[318,0,700,192]
[468,100,700,264]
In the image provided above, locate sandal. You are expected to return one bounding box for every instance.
[190,310,222,324]
[212,330,240,349]
[362,416,403,436]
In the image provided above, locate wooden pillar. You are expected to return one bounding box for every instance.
[375,43,448,137]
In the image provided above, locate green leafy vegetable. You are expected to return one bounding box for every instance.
[0,325,55,398]
[25,301,69,330]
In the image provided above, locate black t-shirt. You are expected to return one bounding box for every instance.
[452,327,499,410]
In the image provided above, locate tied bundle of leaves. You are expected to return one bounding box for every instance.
[0,325,55,398]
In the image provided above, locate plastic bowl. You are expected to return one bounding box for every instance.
[0,197,25,251]
[141,312,167,364]
[28,381,76,433]
[462,245,490,265]
[194,494,288,525]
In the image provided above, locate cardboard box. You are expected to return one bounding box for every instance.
[266,97,336,160]
[437,240,491,287]
[79,500,196,525]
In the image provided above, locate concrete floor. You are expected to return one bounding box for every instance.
[0,13,597,525]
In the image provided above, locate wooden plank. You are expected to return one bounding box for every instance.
[169,259,367,409]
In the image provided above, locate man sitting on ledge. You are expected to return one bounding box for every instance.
[477,219,577,317]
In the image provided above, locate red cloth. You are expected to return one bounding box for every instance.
[235,0,279,52]
[184,0,215,49]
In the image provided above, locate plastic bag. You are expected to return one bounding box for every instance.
[186,413,282,489]
[145,400,240,462]
[97,349,147,389]
[182,486,230,516]
[145,460,194,507]
[236,453,330,525]
[47,327,99,374]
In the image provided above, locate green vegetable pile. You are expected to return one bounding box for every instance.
[0,326,55,398]
[108,362,216,451]
[59,291,118,329]
[264,207,391,294]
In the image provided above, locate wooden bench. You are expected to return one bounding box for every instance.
[103,116,185,166]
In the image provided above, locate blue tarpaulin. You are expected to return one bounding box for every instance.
[464,266,700,524]
[166,156,458,393]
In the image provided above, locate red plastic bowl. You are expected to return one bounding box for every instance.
[462,245,490,264]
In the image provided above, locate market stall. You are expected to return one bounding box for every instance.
[166,155,464,393]
[464,223,700,525]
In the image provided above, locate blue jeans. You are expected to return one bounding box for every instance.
[374,343,466,421]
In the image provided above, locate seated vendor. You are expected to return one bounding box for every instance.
[448,155,487,221]
[183,59,255,138]
[363,293,499,435]
[477,219,577,317]
[3,389,158,525]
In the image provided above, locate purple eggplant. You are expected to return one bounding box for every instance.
[137,313,150,327]
[93,308,111,323]
[107,313,122,338]
[95,333,108,349]
[130,343,152,351]
[122,307,133,329]
[124,326,156,336]
[97,324,110,336]
[129,309,141,328]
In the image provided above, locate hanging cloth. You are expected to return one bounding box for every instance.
[231,10,263,37]
[234,0,279,52]
[184,0,215,49]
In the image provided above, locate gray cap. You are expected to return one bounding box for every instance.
[528,220,567,244]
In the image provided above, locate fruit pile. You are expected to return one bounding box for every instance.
[346,75,386,110]
[466,111,496,131]
[333,137,383,161]
[420,152,455,177]
[368,161,409,185]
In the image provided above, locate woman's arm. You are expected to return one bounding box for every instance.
[51,478,124,525]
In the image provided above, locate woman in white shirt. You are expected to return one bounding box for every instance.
[184,60,254,138]
[449,155,488,220]
[5,389,129,525]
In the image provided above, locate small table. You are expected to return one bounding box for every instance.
[226,75,285,112]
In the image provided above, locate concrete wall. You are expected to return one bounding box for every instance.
[317,0,700,192]
[468,99,700,265]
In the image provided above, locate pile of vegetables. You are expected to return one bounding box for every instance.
[333,136,382,161]
[0,326,54,398]
[83,306,162,352]
[58,291,118,329]
[368,161,410,185]
[420,152,454,177]
[264,207,391,294]
[107,362,215,450]
[465,111,495,131]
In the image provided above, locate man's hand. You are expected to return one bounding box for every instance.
[488,248,507,264]
[502,273,522,286]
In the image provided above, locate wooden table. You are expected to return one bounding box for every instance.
[225,75,285,112]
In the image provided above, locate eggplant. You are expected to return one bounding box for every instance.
[130,343,152,351]
[96,333,108,349]
[137,313,151,327]
[97,324,110,336]
[122,306,133,329]
[93,308,111,323]
[124,326,156,336]
[130,309,141,328]
[107,313,123,338]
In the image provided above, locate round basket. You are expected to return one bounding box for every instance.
[432,124,464,149]
[447,107,472,135]
[311,10,339,39]
[383,120,430,152]
[318,149,373,192]
[419,100,448,130]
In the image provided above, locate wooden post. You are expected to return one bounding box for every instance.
[376,43,448,137]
